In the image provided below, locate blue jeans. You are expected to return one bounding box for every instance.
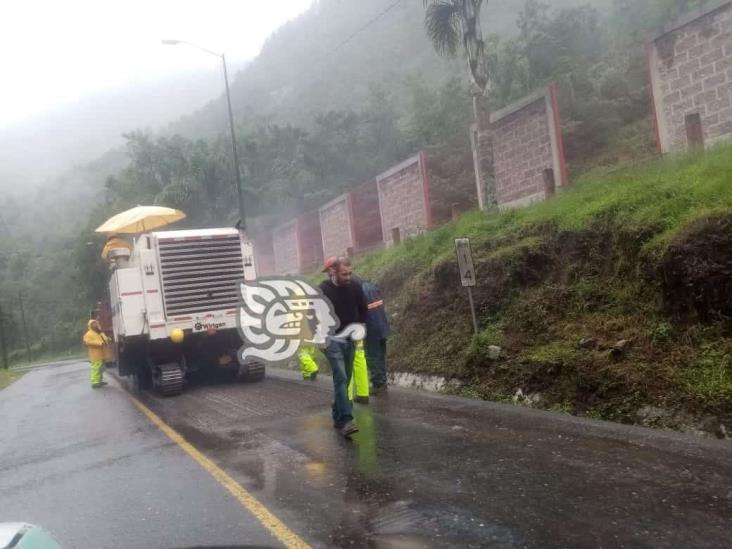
[325,337,355,425]
[365,337,387,387]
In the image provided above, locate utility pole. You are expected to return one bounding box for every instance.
[0,301,8,369]
[18,292,31,364]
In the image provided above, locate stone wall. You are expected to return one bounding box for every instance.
[263,147,478,272]
[649,0,732,153]
[490,84,567,209]
[376,152,431,247]
[319,195,354,259]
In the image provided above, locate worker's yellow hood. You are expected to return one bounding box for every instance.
[87,319,97,330]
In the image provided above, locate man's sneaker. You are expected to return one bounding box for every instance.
[341,422,359,438]
[333,421,345,429]
[371,384,388,395]
[309,372,318,381]
[99,381,108,386]
[354,396,369,404]
[92,384,102,389]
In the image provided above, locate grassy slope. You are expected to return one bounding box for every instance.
[357,145,732,429]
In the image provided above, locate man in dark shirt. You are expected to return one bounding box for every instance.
[319,257,367,437]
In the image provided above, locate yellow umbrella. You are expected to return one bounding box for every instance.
[95,205,186,234]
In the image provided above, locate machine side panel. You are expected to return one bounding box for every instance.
[241,238,257,282]
[116,268,146,337]
[138,247,166,340]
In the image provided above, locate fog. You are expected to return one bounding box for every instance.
[0,61,247,184]
[0,0,313,185]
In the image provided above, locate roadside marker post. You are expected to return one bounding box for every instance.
[455,238,478,335]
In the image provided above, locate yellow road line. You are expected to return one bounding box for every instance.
[129,396,310,549]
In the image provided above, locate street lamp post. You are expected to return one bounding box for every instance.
[162,39,246,232]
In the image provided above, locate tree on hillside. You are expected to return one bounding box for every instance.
[423,0,492,203]
[483,1,657,173]
[406,76,473,147]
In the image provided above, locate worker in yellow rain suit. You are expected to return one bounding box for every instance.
[101,234,133,262]
[298,345,319,381]
[83,319,110,388]
[348,340,369,404]
[297,256,339,382]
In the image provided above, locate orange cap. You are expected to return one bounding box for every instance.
[322,256,337,272]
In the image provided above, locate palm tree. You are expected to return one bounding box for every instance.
[423,0,489,126]
[424,0,493,207]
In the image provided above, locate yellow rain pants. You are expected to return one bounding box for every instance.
[348,341,369,400]
[90,360,104,386]
[298,345,319,379]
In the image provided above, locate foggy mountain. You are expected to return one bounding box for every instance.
[0,60,246,185]
[0,0,610,185]
[172,0,612,138]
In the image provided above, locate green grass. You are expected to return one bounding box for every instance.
[519,341,582,366]
[354,144,732,428]
[0,368,23,390]
[680,345,732,408]
[360,144,732,279]
[474,321,505,348]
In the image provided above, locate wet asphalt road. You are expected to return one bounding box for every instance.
[0,362,279,548]
[2,362,732,548]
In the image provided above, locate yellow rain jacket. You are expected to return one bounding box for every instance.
[83,320,110,362]
[101,236,133,261]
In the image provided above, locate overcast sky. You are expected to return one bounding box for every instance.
[0,0,313,129]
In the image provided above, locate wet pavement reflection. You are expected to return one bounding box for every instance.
[139,369,732,548]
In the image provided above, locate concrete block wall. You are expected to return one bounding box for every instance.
[319,195,354,259]
[272,221,299,276]
[649,0,732,153]
[264,148,471,273]
[376,152,432,247]
[489,84,568,209]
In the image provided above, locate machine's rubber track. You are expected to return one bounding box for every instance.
[154,362,184,396]
[240,361,265,382]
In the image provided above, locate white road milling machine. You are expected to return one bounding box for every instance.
[107,227,264,396]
